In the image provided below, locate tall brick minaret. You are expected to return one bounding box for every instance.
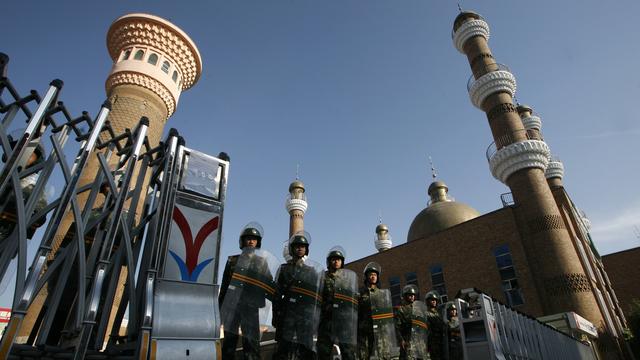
[285,180,307,237]
[18,13,202,343]
[452,11,603,326]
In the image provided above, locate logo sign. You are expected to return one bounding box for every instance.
[0,307,11,323]
[164,204,220,284]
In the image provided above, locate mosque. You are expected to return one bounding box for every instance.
[280,10,631,359]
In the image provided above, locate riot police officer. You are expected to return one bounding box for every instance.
[357,262,399,359]
[317,246,357,360]
[395,285,429,360]
[425,291,447,360]
[220,222,276,360]
[445,303,462,360]
[272,232,323,360]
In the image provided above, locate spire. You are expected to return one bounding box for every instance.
[375,217,392,252]
[285,177,307,237]
[429,156,438,181]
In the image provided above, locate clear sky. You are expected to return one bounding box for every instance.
[2,1,640,306]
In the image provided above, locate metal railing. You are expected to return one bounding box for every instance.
[485,128,542,162]
[467,63,511,92]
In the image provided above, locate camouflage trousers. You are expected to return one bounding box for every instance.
[316,332,356,360]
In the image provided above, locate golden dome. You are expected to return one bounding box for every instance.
[407,181,480,242]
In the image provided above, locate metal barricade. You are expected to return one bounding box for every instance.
[0,53,228,360]
[455,290,599,360]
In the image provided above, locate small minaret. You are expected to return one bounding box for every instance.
[375,217,392,252]
[516,104,564,188]
[285,179,308,237]
[452,10,602,323]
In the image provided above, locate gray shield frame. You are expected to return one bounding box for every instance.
[370,288,400,358]
[332,268,358,345]
[277,258,324,351]
[220,248,279,341]
[409,301,429,359]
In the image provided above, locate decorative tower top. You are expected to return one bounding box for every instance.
[285,179,307,237]
[375,219,392,252]
[106,13,202,117]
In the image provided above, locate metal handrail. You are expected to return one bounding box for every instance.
[467,63,511,92]
[485,128,542,162]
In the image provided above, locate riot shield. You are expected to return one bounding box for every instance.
[220,248,279,341]
[370,289,400,358]
[276,258,324,351]
[332,268,358,345]
[409,301,429,359]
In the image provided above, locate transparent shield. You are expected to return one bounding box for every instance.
[370,289,400,358]
[220,248,279,341]
[275,258,324,351]
[332,268,358,345]
[409,301,429,359]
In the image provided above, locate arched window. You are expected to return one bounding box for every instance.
[121,49,131,61]
[134,50,145,60]
[172,71,179,82]
[148,53,158,65]
[161,61,170,73]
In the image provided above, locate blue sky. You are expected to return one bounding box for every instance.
[2,1,640,306]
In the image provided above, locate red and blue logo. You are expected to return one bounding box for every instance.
[169,206,219,282]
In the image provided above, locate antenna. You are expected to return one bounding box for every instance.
[457,2,462,12]
[378,210,383,224]
[429,156,438,180]
[295,163,300,180]
[634,225,640,242]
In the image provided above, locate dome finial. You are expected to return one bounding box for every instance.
[296,163,300,180]
[429,155,438,181]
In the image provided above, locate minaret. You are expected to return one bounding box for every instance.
[104,13,201,147]
[18,13,203,342]
[285,180,307,237]
[516,104,565,188]
[452,11,602,324]
[375,220,392,252]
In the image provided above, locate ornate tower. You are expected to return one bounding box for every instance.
[452,11,603,325]
[374,222,392,252]
[285,180,307,237]
[516,104,565,188]
[104,13,201,147]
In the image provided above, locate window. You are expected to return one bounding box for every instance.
[389,276,401,307]
[161,61,171,73]
[405,272,419,296]
[134,49,145,60]
[172,71,179,83]
[121,49,131,61]
[148,53,158,65]
[494,244,524,307]
[429,265,448,303]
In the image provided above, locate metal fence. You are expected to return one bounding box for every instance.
[0,53,228,359]
[455,289,598,360]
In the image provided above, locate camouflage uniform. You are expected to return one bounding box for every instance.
[426,307,447,360]
[272,259,320,360]
[220,254,268,360]
[446,309,462,360]
[397,305,431,359]
[357,285,377,359]
[219,224,271,360]
[317,270,356,360]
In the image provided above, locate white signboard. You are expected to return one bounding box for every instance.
[568,312,598,338]
[163,203,220,284]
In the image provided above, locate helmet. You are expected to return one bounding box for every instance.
[326,246,346,269]
[288,231,310,257]
[425,290,440,302]
[402,284,418,298]
[239,222,263,249]
[446,302,457,311]
[363,262,381,285]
